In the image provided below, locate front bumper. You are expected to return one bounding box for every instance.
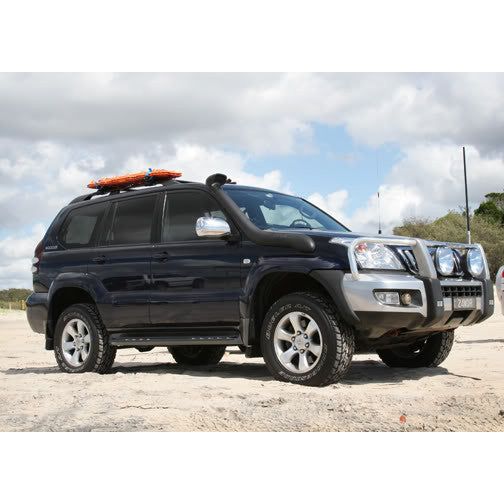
[342,273,494,339]
[310,268,494,346]
[343,272,429,338]
[316,236,495,346]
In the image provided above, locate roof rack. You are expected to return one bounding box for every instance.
[70,187,134,204]
[68,178,197,205]
[68,171,234,205]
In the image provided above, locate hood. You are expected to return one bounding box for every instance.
[277,228,399,242]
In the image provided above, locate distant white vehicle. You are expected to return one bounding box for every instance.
[497,266,504,315]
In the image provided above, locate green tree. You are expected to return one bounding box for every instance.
[484,192,504,212]
[474,192,504,225]
[0,288,32,302]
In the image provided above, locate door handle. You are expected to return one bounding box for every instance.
[92,255,106,264]
[153,251,169,261]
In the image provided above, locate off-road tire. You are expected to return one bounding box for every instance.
[168,345,226,365]
[54,303,116,374]
[261,291,355,386]
[377,331,454,368]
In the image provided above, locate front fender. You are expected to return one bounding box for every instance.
[240,257,329,318]
[309,269,360,327]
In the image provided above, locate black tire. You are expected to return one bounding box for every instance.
[261,291,354,386]
[168,345,226,365]
[377,331,454,368]
[54,303,116,374]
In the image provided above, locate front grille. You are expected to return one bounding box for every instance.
[395,247,419,273]
[441,285,482,298]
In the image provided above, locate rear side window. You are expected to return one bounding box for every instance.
[106,195,156,246]
[162,191,227,242]
[59,202,107,248]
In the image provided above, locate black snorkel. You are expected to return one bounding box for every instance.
[206,173,316,254]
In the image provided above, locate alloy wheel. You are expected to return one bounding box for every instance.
[61,318,92,367]
[273,311,323,374]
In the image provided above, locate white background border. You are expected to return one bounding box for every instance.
[0,432,502,502]
[1,0,504,71]
[1,0,503,502]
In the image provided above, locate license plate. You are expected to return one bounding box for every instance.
[453,297,477,310]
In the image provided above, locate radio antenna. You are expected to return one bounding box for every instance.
[376,153,382,235]
[462,146,471,244]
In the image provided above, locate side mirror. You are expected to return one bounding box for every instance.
[195,216,231,238]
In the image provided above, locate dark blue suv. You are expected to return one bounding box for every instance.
[26,173,494,386]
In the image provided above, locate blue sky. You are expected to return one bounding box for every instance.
[246,124,402,216]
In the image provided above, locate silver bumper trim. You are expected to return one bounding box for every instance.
[342,274,485,318]
[342,273,428,317]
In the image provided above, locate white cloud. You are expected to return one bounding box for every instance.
[2,73,504,156]
[308,190,349,225]
[0,142,284,288]
[386,144,504,215]
[348,184,423,234]
[312,143,504,234]
[309,184,423,235]
[0,223,45,258]
[0,224,46,288]
[123,143,285,191]
[0,140,286,231]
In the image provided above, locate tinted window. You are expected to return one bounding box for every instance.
[59,202,107,248]
[107,196,156,246]
[223,188,349,232]
[162,191,227,242]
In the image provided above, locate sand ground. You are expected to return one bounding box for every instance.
[0,299,503,431]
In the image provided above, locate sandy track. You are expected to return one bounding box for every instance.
[1,303,503,431]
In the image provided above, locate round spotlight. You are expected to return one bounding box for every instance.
[435,247,455,276]
[400,292,412,305]
[466,248,484,277]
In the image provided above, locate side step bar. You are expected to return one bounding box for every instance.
[109,334,243,347]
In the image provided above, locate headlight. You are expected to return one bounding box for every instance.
[466,248,484,277]
[435,247,455,276]
[354,242,404,270]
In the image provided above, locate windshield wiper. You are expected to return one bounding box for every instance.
[268,225,315,230]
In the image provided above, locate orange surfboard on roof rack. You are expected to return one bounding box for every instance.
[87,168,182,191]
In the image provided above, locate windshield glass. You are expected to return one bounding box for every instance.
[224,188,350,232]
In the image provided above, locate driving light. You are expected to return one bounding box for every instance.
[374,291,400,305]
[354,242,404,270]
[435,247,455,276]
[400,292,412,305]
[466,248,484,277]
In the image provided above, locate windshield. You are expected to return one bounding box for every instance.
[224,188,350,232]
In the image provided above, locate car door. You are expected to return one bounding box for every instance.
[88,193,159,330]
[149,189,242,333]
